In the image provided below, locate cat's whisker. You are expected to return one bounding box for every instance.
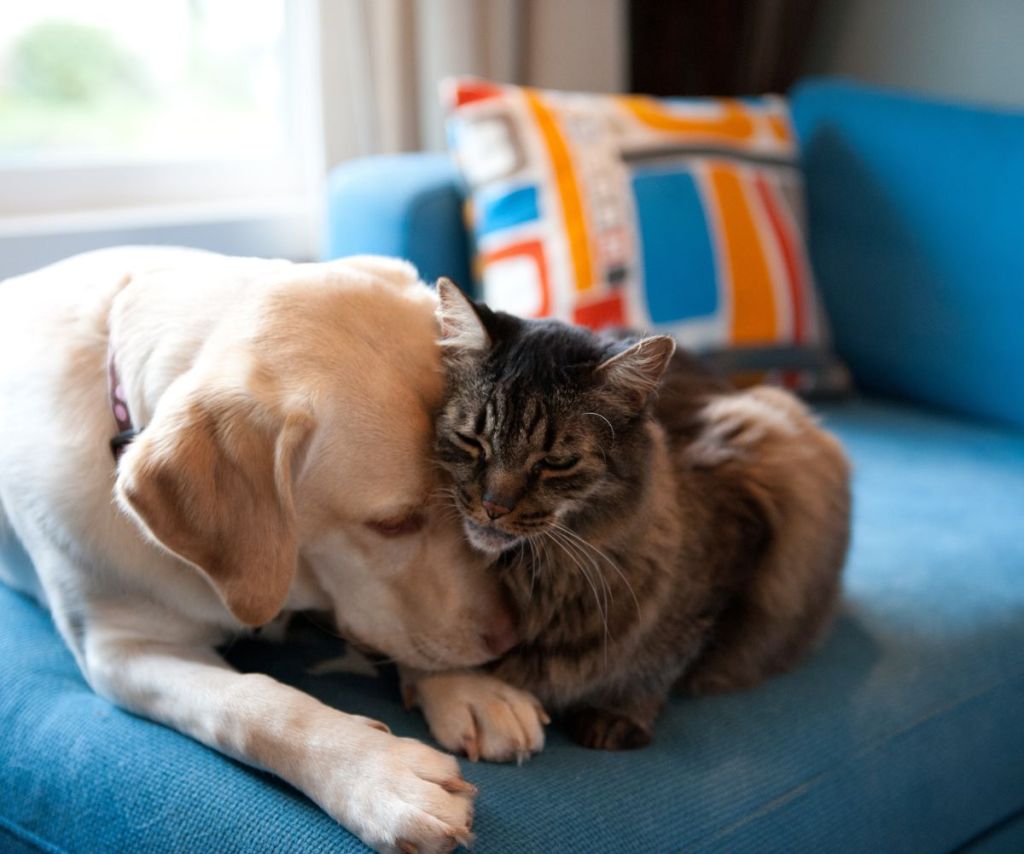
[545,529,610,664]
[427,488,463,515]
[525,536,539,605]
[555,527,613,632]
[583,411,615,443]
[552,522,642,623]
[427,485,457,499]
[428,491,465,525]
[545,531,602,642]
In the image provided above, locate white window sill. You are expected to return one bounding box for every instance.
[0,195,321,281]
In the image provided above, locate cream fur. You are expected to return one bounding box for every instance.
[0,248,508,853]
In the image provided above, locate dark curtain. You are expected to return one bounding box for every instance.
[629,0,821,96]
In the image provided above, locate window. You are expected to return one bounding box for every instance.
[0,0,321,267]
[1,1,293,165]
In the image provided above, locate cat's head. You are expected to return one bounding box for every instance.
[433,279,675,554]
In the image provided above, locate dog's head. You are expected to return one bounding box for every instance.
[115,258,515,670]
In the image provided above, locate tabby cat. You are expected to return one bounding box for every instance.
[413,281,850,755]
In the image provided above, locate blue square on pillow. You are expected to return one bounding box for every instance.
[476,183,540,236]
[631,166,718,323]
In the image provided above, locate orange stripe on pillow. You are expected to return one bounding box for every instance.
[753,173,805,343]
[707,164,777,343]
[523,89,594,293]
[768,113,792,143]
[619,97,756,142]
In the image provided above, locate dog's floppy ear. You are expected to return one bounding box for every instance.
[116,389,313,626]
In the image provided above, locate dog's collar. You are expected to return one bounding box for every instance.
[108,347,139,461]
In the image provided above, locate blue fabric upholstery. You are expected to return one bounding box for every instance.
[3,400,1023,853]
[962,813,1024,854]
[791,79,1024,428]
[323,153,472,292]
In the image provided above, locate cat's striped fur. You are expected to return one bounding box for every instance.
[433,282,851,749]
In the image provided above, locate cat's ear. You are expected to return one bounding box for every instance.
[435,278,490,359]
[595,336,676,409]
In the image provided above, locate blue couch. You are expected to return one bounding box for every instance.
[3,79,1023,853]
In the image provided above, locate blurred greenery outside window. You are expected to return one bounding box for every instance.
[0,0,290,165]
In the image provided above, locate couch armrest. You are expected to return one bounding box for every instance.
[322,153,473,291]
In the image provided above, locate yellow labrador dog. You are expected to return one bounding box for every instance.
[0,248,530,853]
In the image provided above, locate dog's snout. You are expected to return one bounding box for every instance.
[482,495,514,519]
[482,606,519,657]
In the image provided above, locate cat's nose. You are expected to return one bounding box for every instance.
[482,495,514,519]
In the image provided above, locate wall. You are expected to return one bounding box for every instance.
[320,0,627,165]
[804,0,1024,109]
[415,0,626,150]
[524,0,626,94]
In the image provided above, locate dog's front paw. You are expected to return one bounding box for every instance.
[321,724,476,854]
[412,671,549,764]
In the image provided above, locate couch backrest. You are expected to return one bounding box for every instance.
[792,78,1024,428]
[323,153,473,291]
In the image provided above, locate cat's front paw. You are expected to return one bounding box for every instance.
[566,707,653,751]
[411,671,549,764]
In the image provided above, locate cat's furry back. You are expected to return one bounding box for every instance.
[432,282,851,750]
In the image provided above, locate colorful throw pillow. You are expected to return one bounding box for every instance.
[443,78,848,393]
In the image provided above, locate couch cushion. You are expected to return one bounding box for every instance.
[792,78,1024,427]
[2,399,1022,853]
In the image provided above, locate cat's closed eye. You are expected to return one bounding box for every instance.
[450,431,484,457]
[534,455,580,473]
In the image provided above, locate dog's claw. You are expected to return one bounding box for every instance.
[441,777,478,796]
[462,734,480,763]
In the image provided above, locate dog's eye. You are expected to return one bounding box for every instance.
[450,432,483,456]
[366,513,425,537]
[535,455,580,473]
